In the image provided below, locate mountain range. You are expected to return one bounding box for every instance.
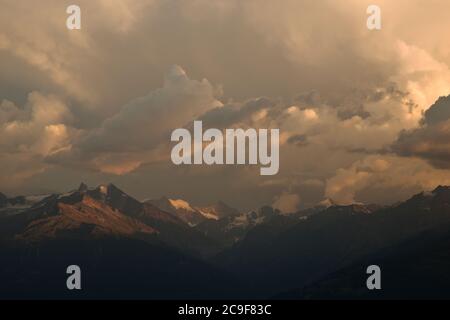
[2,183,450,299]
[146,196,240,226]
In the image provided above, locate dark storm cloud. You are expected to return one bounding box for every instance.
[287,134,308,147]
[198,97,275,129]
[393,95,450,168]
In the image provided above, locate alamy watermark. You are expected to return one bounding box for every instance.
[171,121,280,176]
[67,4,380,31]
[367,5,381,30]
[66,265,82,290]
[66,5,81,30]
[366,265,381,290]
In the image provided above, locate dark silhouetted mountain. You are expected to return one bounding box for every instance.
[215,186,450,297]
[196,206,285,248]
[0,192,54,217]
[84,184,222,256]
[0,192,7,208]
[78,182,88,192]
[0,234,239,299]
[278,227,450,299]
[15,195,158,243]
[0,184,220,256]
[0,184,239,299]
[3,183,450,299]
[322,203,381,215]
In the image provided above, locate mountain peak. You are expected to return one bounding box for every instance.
[216,200,228,207]
[168,198,195,212]
[432,185,450,194]
[147,196,208,226]
[323,203,379,215]
[94,183,123,195]
[0,192,7,207]
[78,182,88,192]
[196,201,240,220]
[405,185,450,207]
[317,198,337,208]
[214,200,236,211]
[98,184,109,194]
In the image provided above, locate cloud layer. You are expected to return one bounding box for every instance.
[393,95,450,169]
[1,0,450,210]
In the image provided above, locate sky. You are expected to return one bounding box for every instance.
[1,0,450,212]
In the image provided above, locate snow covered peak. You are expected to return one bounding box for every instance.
[99,184,108,195]
[168,199,195,212]
[317,198,336,208]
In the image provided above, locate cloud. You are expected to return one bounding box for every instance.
[272,192,301,213]
[325,157,390,204]
[2,0,450,208]
[0,92,73,154]
[325,155,450,205]
[0,1,96,102]
[393,95,450,169]
[0,92,74,187]
[48,65,222,174]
